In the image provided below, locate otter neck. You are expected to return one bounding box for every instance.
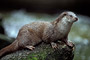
[57,17,73,35]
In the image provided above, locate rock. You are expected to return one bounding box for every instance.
[0,41,75,60]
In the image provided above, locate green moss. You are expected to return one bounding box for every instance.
[22,52,46,60]
[22,45,52,60]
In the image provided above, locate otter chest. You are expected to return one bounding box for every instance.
[55,26,69,39]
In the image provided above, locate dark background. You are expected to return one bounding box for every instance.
[0,0,90,16]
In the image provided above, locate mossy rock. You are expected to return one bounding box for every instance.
[0,41,75,60]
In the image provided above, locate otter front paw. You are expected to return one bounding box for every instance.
[67,41,74,48]
[51,42,58,49]
[26,46,35,50]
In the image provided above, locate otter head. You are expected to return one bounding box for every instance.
[61,11,78,23]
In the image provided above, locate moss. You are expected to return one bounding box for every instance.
[23,54,38,60]
[23,46,52,60]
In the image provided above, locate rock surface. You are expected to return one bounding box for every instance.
[0,41,75,60]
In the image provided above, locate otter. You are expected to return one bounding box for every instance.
[0,11,78,58]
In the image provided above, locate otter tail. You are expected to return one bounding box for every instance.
[0,40,19,58]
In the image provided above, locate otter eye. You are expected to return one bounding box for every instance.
[69,15,72,17]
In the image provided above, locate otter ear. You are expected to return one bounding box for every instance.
[63,12,67,16]
[61,12,67,17]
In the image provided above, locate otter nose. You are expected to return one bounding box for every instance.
[74,17,78,21]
